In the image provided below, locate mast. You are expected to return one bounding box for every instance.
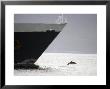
[56,14,67,24]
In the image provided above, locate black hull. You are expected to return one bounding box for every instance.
[14,32,59,64]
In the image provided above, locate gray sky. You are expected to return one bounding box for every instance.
[14,14,97,54]
[15,14,63,23]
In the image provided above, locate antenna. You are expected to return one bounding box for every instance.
[56,14,67,24]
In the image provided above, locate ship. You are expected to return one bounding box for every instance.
[14,14,67,69]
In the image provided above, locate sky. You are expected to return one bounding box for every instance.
[14,14,97,54]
